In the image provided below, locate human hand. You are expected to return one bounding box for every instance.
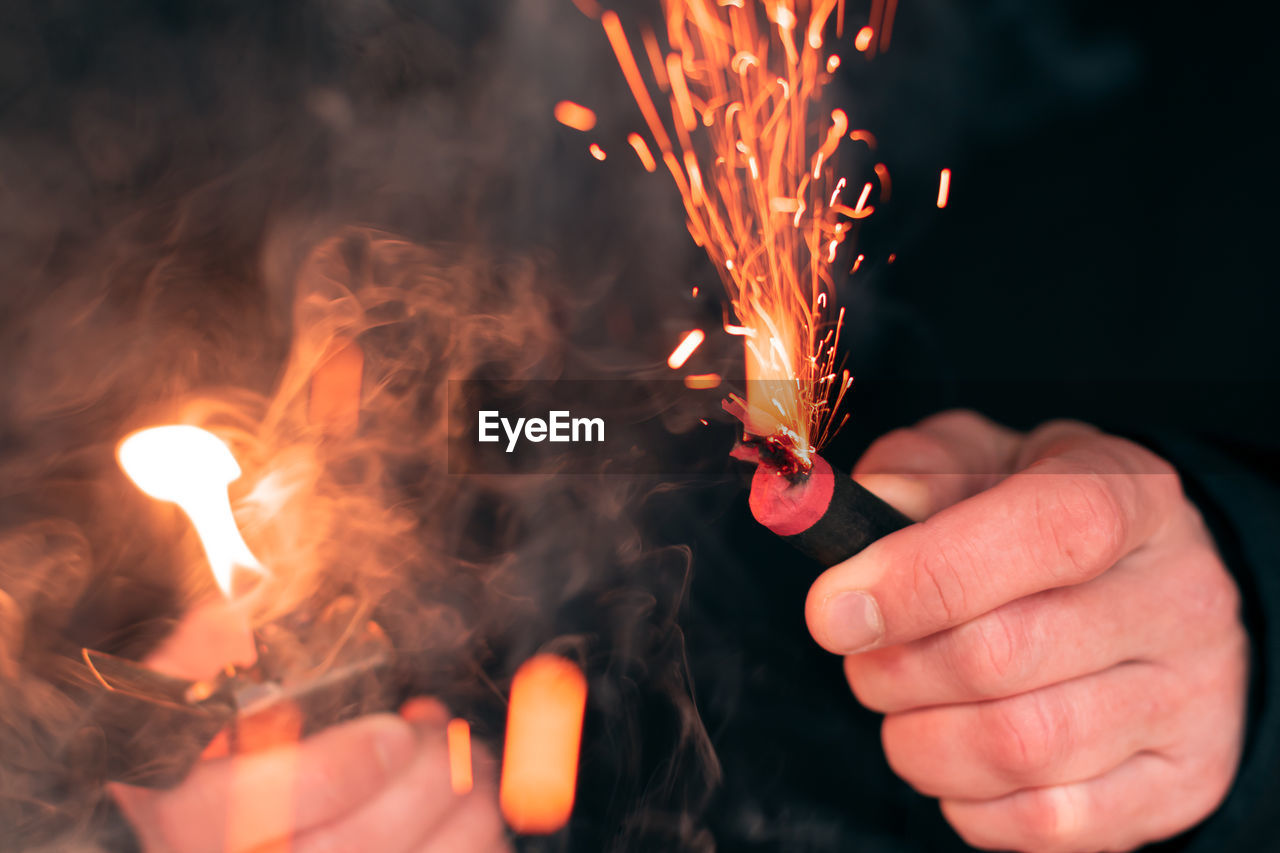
[112,698,510,853]
[805,411,1248,852]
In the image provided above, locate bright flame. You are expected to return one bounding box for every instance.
[118,425,264,597]
[607,1,856,466]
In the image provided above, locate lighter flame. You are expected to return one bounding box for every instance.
[118,426,264,597]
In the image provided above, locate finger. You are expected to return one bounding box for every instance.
[113,714,415,853]
[845,535,1229,712]
[807,429,1182,653]
[290,709,460,853]
[881,662,1176,801]
[853,410,1023,520]
[417,745,511,853]
[941,751,1226,853]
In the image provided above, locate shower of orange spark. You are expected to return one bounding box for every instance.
[554,100,598,132]
[605,1,856,467]
[589,143,607,161]
[668,329,706,369]
[937,167,952,208]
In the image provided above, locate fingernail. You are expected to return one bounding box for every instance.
[372,717,416,772]
[822,591,884,653]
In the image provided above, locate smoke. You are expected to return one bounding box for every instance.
[0,0,722,849]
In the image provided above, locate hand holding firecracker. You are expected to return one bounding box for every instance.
[803,410,1248,852]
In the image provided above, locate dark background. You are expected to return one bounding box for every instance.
[1,1,1276,851]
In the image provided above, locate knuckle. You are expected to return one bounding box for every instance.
[981,692,1069,782]
[1031,471,1128,583]
[1009,786,1085,852]
[880,715,932,794]
[947,607,1032,698]
[843,650,900,713]
[907,534,974,627]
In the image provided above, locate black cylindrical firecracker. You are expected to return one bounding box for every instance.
[749,454,913,566]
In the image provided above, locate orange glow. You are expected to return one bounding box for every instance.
[309,338,363,437]
[874,162,892,202]
[500,655,588,835]
[118,426,264,597]
[854,26,874,52]
[569,0,602,18]
[552,99,596,131]
[589,143,607,161]
[826,55,841,73]
[554,101,597,132]
[667,329,705,369]
[608,1,857,463]
[881,0,900,51]
[447,719,474,795]
[685,373,723,390]
[626,133,657,172]
[937,168,952,208]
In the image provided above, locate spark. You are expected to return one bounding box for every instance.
[668,329,706,369]
[589,143,608,161]
[500,655,587,835]
[854,26,874,52]
[627,133,658,171]
[685,373,723,389]
[447,719,474,795]
[826,55,841,73]
[937,167,952,208]
[553,100,597,132]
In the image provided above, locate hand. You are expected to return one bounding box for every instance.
[112,698,510,853]
[806,411,1248,852]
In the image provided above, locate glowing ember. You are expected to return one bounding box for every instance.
[685,373,723,390]
[607,1,856,469]
[668,329,706,369]
[554,100,598,132]
[118,425,265,597]
[447,718,474,795]
[589,142,608,161]
[626,132,658,172]
[937,167,952,208]
[854,26,874,52]
[499,655,587,835]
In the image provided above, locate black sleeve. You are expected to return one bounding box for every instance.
[1137,433,1280,852]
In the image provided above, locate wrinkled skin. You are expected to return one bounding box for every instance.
[806,411,1248,853]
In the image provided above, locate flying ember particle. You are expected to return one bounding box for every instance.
[499,655,587,835]
[447,719,474,795]
[684,373,723,390]
[937,167,952,208]
[553,100,597,132]
[854,26,874,52]
[627,133,657,171]
[668,329,706,369]
[589,143,607,161]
